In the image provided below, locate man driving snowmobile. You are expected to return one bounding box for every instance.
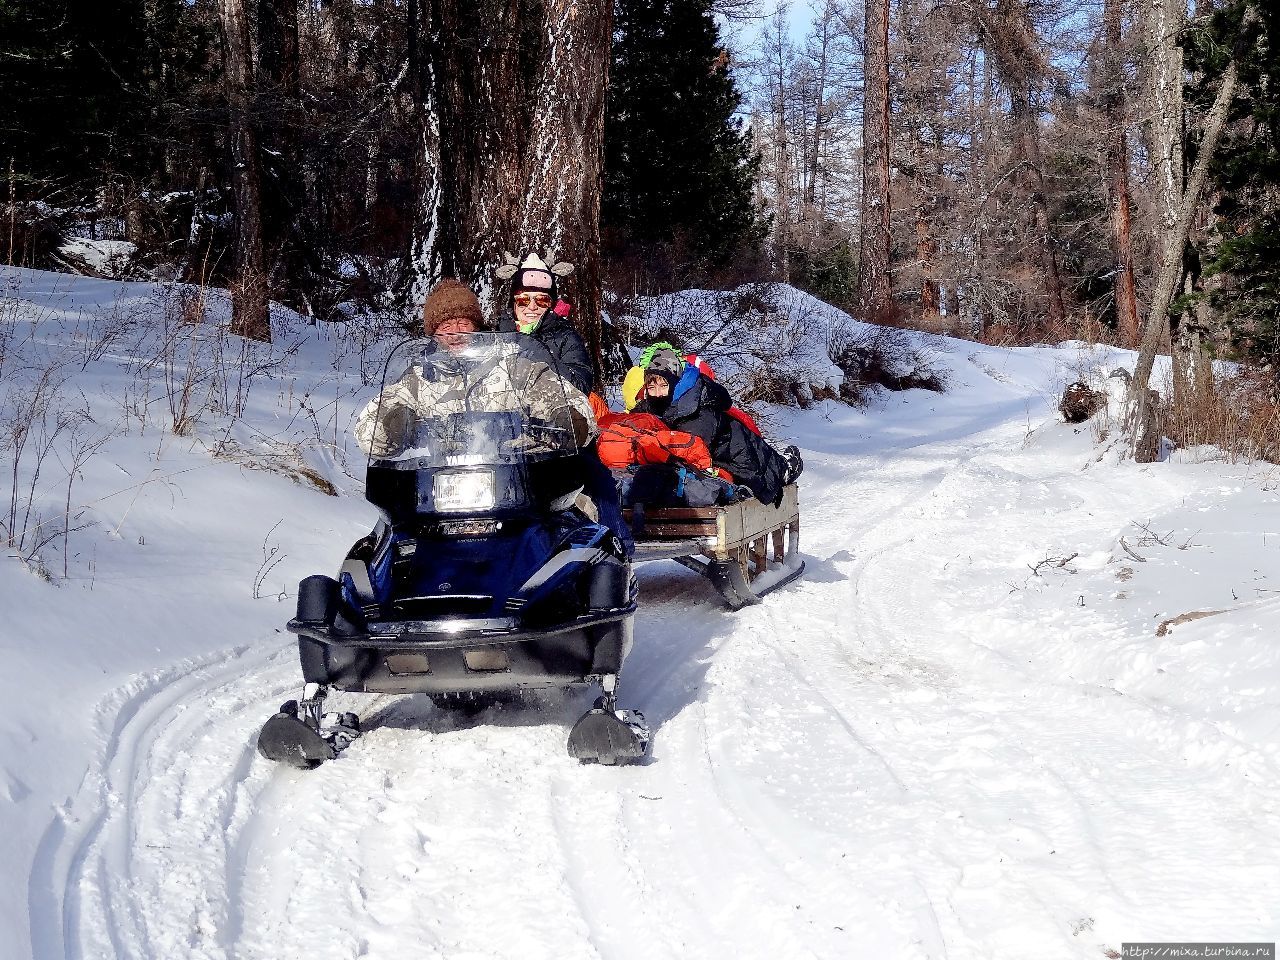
[355,278,597,458]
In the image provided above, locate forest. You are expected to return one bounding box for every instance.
[1,0,1277,456]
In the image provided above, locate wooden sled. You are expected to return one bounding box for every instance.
[624,483,804,610]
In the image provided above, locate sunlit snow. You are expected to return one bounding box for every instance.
[2,266,1277,960]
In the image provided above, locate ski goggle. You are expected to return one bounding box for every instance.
[514,292,552,309]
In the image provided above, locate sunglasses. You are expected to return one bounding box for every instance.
[514,292,552,309]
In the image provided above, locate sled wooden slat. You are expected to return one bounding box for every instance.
[632,522,720,538]
[632,539,715,562]
[623,506,722,520]
[626,484,800,558]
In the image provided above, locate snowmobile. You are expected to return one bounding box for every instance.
[257,333,648,769]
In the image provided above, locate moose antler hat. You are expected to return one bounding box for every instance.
[495,251,575,300]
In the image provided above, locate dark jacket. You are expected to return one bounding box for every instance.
[498,308,594,394]
[633,365,731,448]
[635,366,789,505]
[715,417,789,506]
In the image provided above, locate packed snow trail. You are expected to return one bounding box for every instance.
[26,349,1280,959]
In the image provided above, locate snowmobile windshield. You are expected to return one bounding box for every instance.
[365,332,589,470]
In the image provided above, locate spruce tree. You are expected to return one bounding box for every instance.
[0,0,154,194]
[1187,0,1279,366]
[603,0,764,277]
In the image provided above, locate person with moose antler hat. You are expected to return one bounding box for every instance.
[495,252,594,394]
[494,252,631,554]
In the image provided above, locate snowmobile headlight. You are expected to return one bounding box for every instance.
[433,469,496,512]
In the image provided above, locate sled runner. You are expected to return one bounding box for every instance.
[625,482,804,610]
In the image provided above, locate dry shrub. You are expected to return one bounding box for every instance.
[981,310,1106,349]
[1160,367,1280,463]
[859,298,908,330]
[831,328,948,405]
[1059,381,1107,423]
[211,438,339,496]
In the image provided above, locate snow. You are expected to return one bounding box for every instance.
[613,283,957,413]
[2,266,1278,958]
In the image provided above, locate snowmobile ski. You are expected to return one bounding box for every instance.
[567,696,650,765]
[256,690,360,769]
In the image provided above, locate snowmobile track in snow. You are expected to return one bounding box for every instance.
[28,640,301,960]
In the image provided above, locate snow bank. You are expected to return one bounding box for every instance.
[613,284,845,400]
[56,238,137,279]
[612,283,952,414]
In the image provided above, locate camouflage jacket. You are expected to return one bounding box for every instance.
[355,341,597,458]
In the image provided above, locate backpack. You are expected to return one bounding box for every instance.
[617,463,744,509]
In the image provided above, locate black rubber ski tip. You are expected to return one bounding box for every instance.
[257,711,337,769]
[567,708,650,765]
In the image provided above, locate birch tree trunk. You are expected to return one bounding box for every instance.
[1129,4,1259,460]
[859,0,893,320]
[1145,0,1192,391]
[1146,0,1185,269]
[1129,45,1244,457]
[217,0,271,342]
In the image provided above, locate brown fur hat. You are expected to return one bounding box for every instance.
[422,278,485,335]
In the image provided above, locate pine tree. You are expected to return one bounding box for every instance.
[603,0,764,277]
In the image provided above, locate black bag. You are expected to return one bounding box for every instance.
[712,419,789,507]
[617,464,741,508]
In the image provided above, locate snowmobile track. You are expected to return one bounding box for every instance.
[28,640,301,960]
